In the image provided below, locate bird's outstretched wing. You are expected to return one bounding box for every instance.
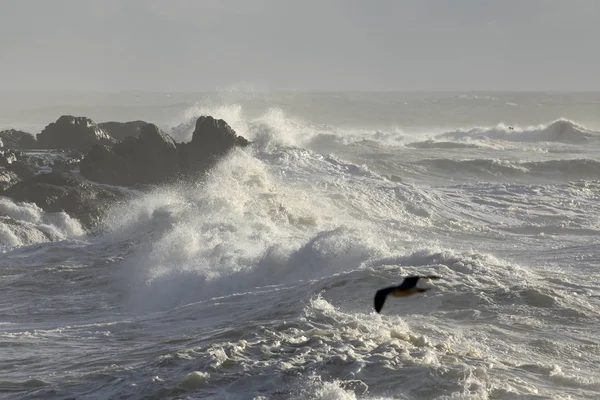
[398,275,441,289]
[374,286,395,313]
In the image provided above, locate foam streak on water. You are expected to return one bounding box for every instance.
[1,92,599,399]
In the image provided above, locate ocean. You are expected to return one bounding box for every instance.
[1,91,599,399]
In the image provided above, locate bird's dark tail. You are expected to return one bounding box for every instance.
[417,288,429,293]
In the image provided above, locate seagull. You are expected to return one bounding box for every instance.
[374,275,441,313]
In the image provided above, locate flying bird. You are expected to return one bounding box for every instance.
[374,275,441,313]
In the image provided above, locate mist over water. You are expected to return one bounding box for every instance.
[1,92,600,399]
[2,91,600,134]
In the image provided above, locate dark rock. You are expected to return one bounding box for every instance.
[36,115,117,152]
[80,116,249,186]
[18,134,38,149]
[9,160,36,181]
[1,148,53,181]
[81,116,249,186]
[79,144,128,185]
[16,149,83,175]
[0,169,19,191]
[1,171,130,231]
[0,129,37,149]
[1,115,250,233]
[179,116,250,172]
[80,123,180,186]
[192,115,249,150]
[0,148,20,167]
[0,149,35,189]
[51,160,73,174]
[98,120,148,142]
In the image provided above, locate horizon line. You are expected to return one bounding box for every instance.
[2,89,600,94]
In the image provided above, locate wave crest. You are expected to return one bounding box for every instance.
[438,119,598,144]
[416,158,600,179]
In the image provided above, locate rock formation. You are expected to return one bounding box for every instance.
[98,120,148,142]
[80,123,181,186]
[0,149,36,190]
[178,116,250,172]
[1,170,130,230]
[36,115,116,151]
[80,116,249,186]
[0,129,37,149]
[1,114,250,230]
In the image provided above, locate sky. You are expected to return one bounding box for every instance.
[0,0,599,92]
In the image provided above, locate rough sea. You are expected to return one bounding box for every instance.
[1,92,599,399]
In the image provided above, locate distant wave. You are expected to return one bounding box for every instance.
[416,158,600,179]
[456,94,498,101]
[437,119,598,144]
[168,103,337,150]
[523,159,600,177]
[407,140,485,150]
[170,104,599,155]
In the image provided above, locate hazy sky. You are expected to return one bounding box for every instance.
[1,0,598,91]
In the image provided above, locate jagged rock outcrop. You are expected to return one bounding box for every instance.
[0,129,37,149]
[178,116,250,172]
[0,171,130,230]
[1,115,249,229]
[80,116,249,186]
[0,149,36,190]
[0,169,19,191]
[80,123,181,186]
[36,115,116,152]
[0,148,19,167]
[98,120,148,142]
[7,160,36,181]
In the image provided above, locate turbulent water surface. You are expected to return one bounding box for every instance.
[1,92,600,399]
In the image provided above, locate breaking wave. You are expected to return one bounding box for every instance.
[0,197,84,248]
[436,118,598,144]
[414,157,600,180]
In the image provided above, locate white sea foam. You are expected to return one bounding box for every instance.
[0,197,84,248]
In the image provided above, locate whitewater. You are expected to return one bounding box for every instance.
[1,92,599,399]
